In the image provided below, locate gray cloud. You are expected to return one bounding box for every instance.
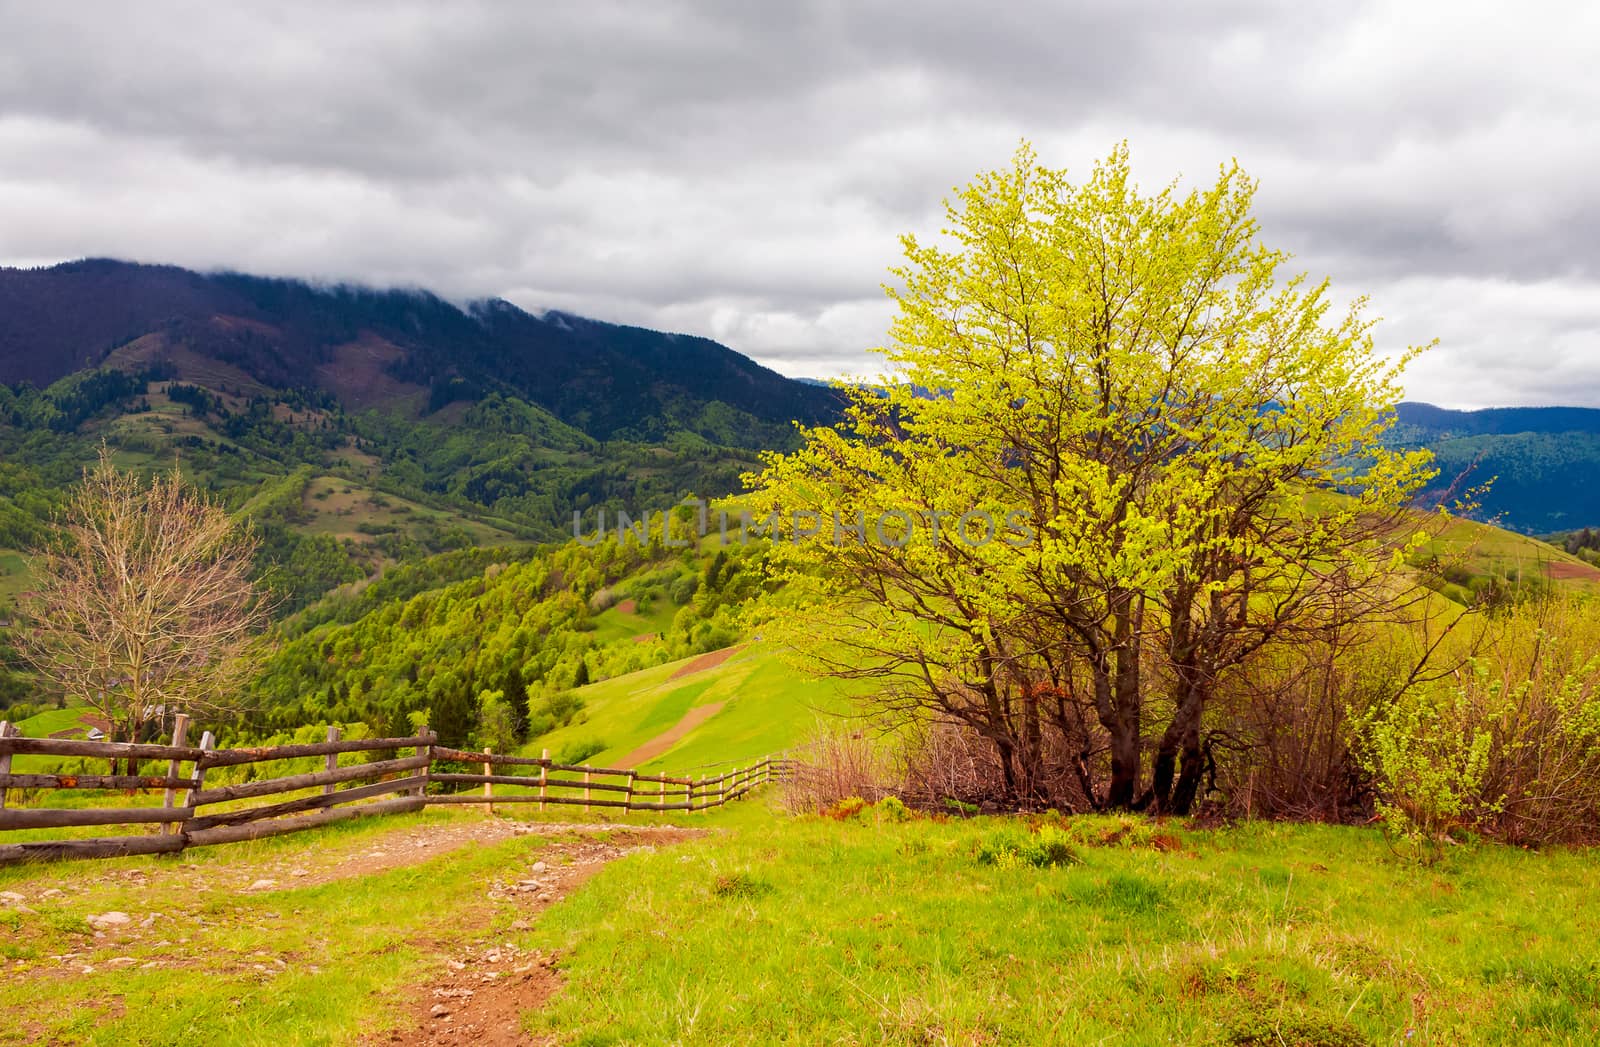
[1,0,1596,406]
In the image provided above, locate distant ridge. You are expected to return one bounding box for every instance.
[0,258,841,442]
[1395,402,1600,438]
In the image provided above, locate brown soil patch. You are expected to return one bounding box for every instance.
[616,703,726,768]
[315,332,428,413]
[0,814,631,905]
[631,632,657,644]
[668,644,744,681]
[370,827,704,1047]
[104,334,273,398]
[1545,560,1600,582]
[613,599,637,615]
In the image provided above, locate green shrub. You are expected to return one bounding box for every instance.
[877,795,911,822]
[1357,669,1495,851]
[976,824,1079,869]
[669,574,699,605]
[557,738,607,765]
[1356,595,1600,848]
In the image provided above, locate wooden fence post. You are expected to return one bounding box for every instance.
[659,774,667,816]
[415,729,434,798]
[160,714,190,834]
[583,768,591,808]
[625,769,637,812]
[539,748,549,813]
[323,726,341,796]
[180,730,215,834]
[482,747,494,814]
[0,721,12,810]
[686,774,695,813]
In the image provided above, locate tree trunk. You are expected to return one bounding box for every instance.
[1107,653,1143,809]
[1150,676,1208,815]
[1019,685,1046,805]
[1169,734,1207,815]
[994,734,1017,800]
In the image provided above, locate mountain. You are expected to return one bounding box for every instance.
[1393,402,1600,534]
[3,257,1597,558]
[0,260,844,623]
[0,259,840,441]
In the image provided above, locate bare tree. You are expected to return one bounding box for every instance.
[17,448,272,759]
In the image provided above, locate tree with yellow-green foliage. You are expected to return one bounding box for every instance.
[751,143,1440,813]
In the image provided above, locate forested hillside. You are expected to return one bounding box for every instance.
[0,261,845,724]
[0,259,841,440]
[4,259,1600,756]
[1393,402,1600,532]
[245,533,773,752]
[0,261,842,620]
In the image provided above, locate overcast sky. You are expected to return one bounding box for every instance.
[1,2,1596,407]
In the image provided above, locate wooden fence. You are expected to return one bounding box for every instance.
[0,715,796,866]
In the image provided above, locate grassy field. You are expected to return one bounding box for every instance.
[297,474,521,548]
[0,550,29,601]
[8,704,95,737]
[3,705,103,774]
[1,800,1596,1045]
[534,641,858,772]
[1425,514,1600,595]
[588,598,679,645]
[532,806,1600,1045]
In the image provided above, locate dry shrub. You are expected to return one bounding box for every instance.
[896,720,1010,810]
[784,594,1600,844]
[1203,627,1407,823]
[1214,594,1600,845]
[785,719,1089,815]
[781,723,897,813]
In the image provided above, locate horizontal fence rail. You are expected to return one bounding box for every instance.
[0,716,796,866]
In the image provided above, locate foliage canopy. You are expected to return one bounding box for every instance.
[754,143,1439,812]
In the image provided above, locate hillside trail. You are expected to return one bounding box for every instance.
[608,643,746,768]
[616,702,725,767]
[0,814,682,901]
[368,824,705,1047]
[0,814,703,1046]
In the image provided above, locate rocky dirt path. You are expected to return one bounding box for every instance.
[368,826,703,1047]
[0,815,703,1041]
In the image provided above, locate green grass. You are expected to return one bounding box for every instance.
[524,808,1600,1045]
[4,705,103,774]
[9,704,96,738]
[1425,515,1600,595]
[588,598,679,644]
[2,800,1597,1044]
[0,550,28,600]
[533,642,858,773]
